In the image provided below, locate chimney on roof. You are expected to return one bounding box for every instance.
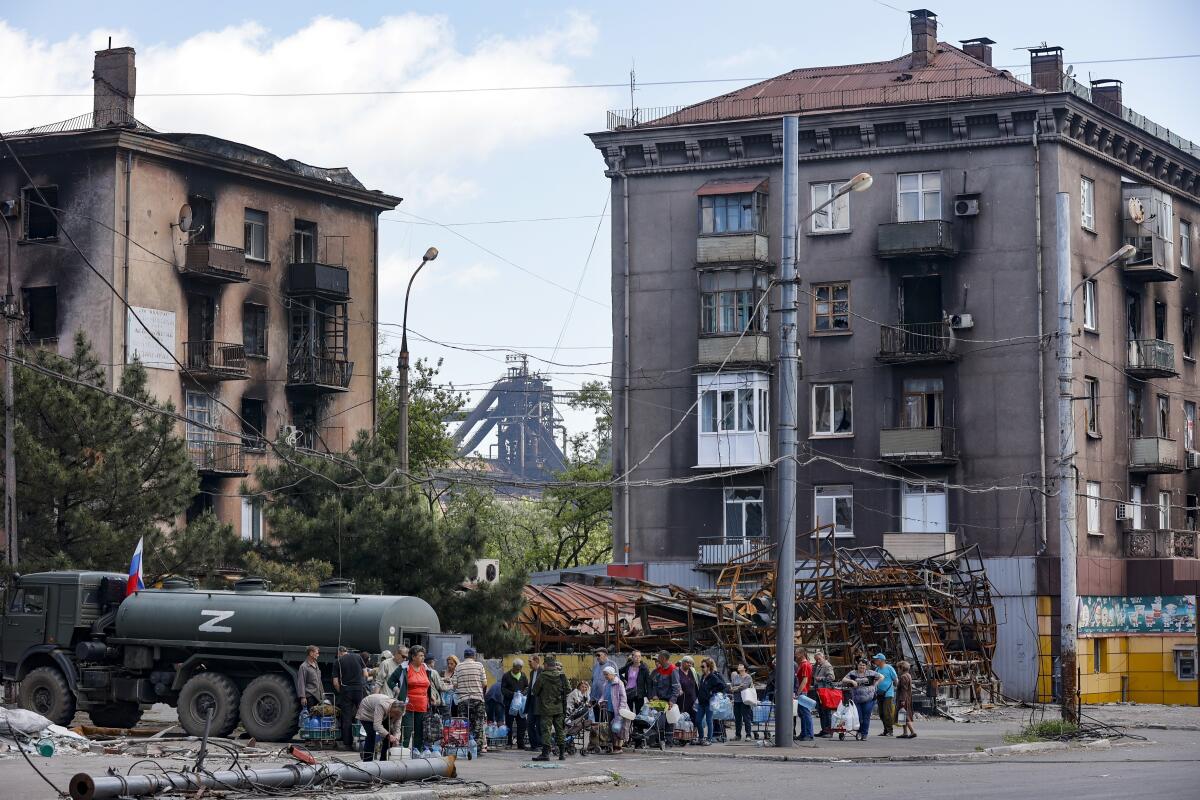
[909,9,938,69]
[1090,79,1123,116]
[959,37,995,67]
[93,46,136,128]
[1029,45,1064,92]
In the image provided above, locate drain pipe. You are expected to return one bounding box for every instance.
[121,149,132,371]
[619,156,631,566]
[1033,130,1049,555]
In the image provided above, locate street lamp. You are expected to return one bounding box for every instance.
[772,139,874,748]
[397,246,439,479]
[0,212,16,568]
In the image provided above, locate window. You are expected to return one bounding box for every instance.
[901,481,948,532]
[1175,647,1197,681]
[897,172,941,222]
[1186,401,1197,451]
[185,391,214,445]
[293,220,317,263]
[241,397,266,450]
[1154,301,1167,341]
[1182,220,1192,269]
[8,587,45,614]
[811,182,850,232]
[1085,481,1102,536]
[724,488,764,539]
[1159,490,1172,530]
[1080,177,1095,230]
[699,270,767,335]
[244,209,268,261]
[1184,311,1194,359]
[699,192,767,234]
[22,186,58,240]
[21,286,57,340]
[811,383,853,436]
[1093,639,1106,674]
[902,378,944,428]
[1187,494,1197,531]
[243,303,268,357]
[812,282,850,332]
[700,386,767,433]
[1128,387,1143,438]
[240,497,264,544]
[1157,394,1170,437]
[1082,280,1098,332]
[1130,484,1145,530]
[814,485,854,537]
[1084,377,1101,436]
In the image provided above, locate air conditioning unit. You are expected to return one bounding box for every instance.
[953,193,980,217]
[1187,450,1200,470]
[0,199,17,218]
[1115,503,1135,521]
[469,558,500,585]
[948,313,974,330]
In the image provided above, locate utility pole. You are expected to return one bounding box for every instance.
[1055,191,1078,725]
[773,115,800,749]
[397,247,438,480]
[1,213,17,569]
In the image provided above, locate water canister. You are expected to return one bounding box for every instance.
[388,747,409,760]
[37,738,55,757]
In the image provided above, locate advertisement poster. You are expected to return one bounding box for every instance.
[1078,595,1196,636]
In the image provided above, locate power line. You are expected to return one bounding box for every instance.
[382,214,609,227]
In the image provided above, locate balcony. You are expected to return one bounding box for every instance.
[181,243,249,283]
[184,341,249,381]
[697,536,770,567]
[1129,436,1181,474]
[1127,339,1177,378]
[287,354,353,392]
[1124,529,1197,559]
[696,233,769,265]
[189,441,248,476]
[882,532,958,561]
[698,334,770,366]
[880,426,957,465]
[876,220,956,259]
[1121,236,1177,282]
[286,262,350,300]
[877,322,957,363]
[696,430,771,468]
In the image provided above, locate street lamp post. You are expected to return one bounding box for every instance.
[397,247,439,481]
[774,115,871,749]
[1055,190,1135,724]
[1,212,16,569]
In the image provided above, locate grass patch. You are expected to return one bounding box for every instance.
[1002,720,1080,744]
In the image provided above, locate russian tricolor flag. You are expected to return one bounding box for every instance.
[126,537,145,596]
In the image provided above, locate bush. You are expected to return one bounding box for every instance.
[1003,719,1080,743]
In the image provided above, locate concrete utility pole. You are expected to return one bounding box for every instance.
[772,115,872,747]
[397,247,438,480]
[1,213,16,568]
[1055,191,1136,724]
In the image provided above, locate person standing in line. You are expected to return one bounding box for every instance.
[649,651,682,745]
[526,655,544,751]
[333,646,369,751]
[840,659,883,740]
[389,645,436,751]
[795,649,814,741]
[529,654,569,761]
[695,658,728,745]
[372,650,398,697]
[676,656,699,725]
[356,694,403,761]
[896,661,917,739]
[451,647,489,755]
[619,650,649,713]
[811,650,836,737]
[485,678,506,725]
[872,652,899,737]
[590,648,619,702]
[501,658,530,749]
[442,654,460,715]
[601,666,630,753]
[297,645,323,710]
[727,663,754,741]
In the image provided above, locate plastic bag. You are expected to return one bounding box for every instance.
[508,691,526,716]
[739,686,758,706]
[831,700,859,732]
[709,693,734,721]
[442,690,457,708]
[0,708,52,737]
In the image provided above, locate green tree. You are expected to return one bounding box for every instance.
[376,357,466,473]
[5,333,198,571]
[150,511,243,588]
[567,380,612,463]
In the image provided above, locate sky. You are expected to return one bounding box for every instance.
[2,0,1198,449]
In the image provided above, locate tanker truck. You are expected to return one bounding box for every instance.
[1,570,463,741]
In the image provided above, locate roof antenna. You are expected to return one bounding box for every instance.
[630,61,636,119]
[108,36,112,49]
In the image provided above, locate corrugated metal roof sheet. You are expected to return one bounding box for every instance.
[696,178,768,195]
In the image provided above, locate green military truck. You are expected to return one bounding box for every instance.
[1,571,447,740]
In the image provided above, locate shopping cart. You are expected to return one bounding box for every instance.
[298,695,338,749]
[441,717,474,759]
[749,701,775,741]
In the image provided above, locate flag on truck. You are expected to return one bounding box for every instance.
[126,537,145,595]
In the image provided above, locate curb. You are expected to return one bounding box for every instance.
[299,774,618,800]
[1128,723,1200,732]
[648,745,984,764]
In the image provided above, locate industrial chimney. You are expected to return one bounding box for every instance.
[93,46,136,127]
[909,9,938,69]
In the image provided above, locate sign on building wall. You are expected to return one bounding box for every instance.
[126,307,176,370]
[1078,595,1196,637]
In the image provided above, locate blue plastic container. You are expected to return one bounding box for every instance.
[797,694,817,711]
[752,702,774,724]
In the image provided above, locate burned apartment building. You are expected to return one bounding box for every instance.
[588,10,1199,703]
[0,46,398,541]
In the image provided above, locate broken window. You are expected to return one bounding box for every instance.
[240,397,266,450]
[22,186,58,240]
[21,286,57,340]
[243,303,267,357]
[293,220,317,263]
[724,487,764,539]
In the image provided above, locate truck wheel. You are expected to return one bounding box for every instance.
[88,702,143,729]
[239,674,300,742]
[19,666,77,726]
[178,672,241,738]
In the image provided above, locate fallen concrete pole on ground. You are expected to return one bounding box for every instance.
[69,756,456,800]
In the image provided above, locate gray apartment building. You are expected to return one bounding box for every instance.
[588,10,1199,703]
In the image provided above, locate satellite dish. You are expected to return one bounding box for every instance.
[177,203,193,232]
[1127,197,1145,225]
[1065,65,1075,78]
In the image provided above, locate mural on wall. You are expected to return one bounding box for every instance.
[1078,595,1196,636]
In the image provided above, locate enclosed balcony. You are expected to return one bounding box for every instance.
[696,233,769,265]
[877,322,957,363]
[184,341,248,381]
[287,354,353,392]
[1124,529,1197,559]
[698,334,770,366]
[879,425,957,465]
[189,441,248,476]
[286,262,350,300]
[1129,436,1181,474]
[876,220,956,259]
[181,243,249,283]
[1127,339,1177,378]
[882,532,958,561]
